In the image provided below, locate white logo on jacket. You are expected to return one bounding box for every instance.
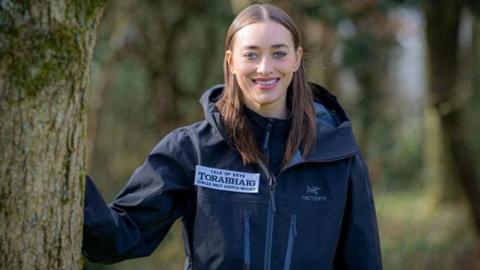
[302,185,327,201]
[194,165,260,193]
[306,185,321,195]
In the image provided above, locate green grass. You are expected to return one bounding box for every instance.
[377,189,480,270]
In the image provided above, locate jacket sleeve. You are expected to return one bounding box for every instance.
[82,130,194,264]
[334,153,383,269]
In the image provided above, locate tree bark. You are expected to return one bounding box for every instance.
[0,1,106,269]
[424,1,480,238]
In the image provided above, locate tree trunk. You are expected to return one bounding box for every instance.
[472,5,480,151]
[0,2,106,269]
[424,1,480,238]
[423,104,460,202]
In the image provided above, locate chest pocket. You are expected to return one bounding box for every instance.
[192,165,269,270]
[272,161,351,270]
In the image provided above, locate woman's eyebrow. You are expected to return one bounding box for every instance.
[241,44,289,50]
[271,44,288,49]
[242,45,260,50]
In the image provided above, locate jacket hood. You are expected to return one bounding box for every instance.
[199,83,359,164]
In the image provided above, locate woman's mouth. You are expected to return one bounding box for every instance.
[252,78,280,90]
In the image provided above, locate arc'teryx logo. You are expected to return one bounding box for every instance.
[302,185,327,201]
[306,185,321,195]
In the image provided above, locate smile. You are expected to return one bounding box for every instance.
[252,78,280,90]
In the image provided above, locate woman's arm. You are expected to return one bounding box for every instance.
[334,153,383,269]
[83,131,194,264]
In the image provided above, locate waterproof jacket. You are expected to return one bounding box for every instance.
[83,83,383,270]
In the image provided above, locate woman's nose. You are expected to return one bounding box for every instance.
[257,56,273,75]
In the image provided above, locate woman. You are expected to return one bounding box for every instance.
[83,3,383,270]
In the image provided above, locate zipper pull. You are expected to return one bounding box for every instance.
[262,120,273,153]
[291,215,297,236]
[269,175,274,187]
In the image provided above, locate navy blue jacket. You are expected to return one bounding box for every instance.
[83,83,383,270]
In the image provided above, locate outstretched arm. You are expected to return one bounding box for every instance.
[83,131,194,264]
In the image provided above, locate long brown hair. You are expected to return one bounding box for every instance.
[217,3,316,166]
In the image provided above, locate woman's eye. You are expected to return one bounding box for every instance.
[243,52,258,60]
[273,51,287,59]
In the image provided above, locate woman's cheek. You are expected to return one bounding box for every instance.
[237,62,256,74]
[279,58,298,71]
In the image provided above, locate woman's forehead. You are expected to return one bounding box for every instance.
[232,20,295,49]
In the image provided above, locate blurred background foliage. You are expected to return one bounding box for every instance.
[85,0,480,269]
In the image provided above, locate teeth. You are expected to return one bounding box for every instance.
[255,79,277,86]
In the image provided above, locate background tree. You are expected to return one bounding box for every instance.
[424,0,480,238]
[0,1,106,269]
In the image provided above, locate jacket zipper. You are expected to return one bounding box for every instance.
[262,120,273,161]
[261,164,276,270]
[283,215,297,270]
[244,211,251,270]
[260,120,276,270]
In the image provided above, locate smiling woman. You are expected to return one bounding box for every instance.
[83,3,383,270]
[226,20,302,118]
[218,4,315,167]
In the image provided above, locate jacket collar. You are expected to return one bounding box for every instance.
[199,83,359,164]
[244,106,291,138]
[303,83,359,163]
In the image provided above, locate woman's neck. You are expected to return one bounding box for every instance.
[244,102,288,119]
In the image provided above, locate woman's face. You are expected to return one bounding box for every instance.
[226,20,302,118]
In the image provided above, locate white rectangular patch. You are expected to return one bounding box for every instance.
[194,165,260,193]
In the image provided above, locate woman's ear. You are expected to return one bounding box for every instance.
[294,47,303,71]
[225,50,235,74]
